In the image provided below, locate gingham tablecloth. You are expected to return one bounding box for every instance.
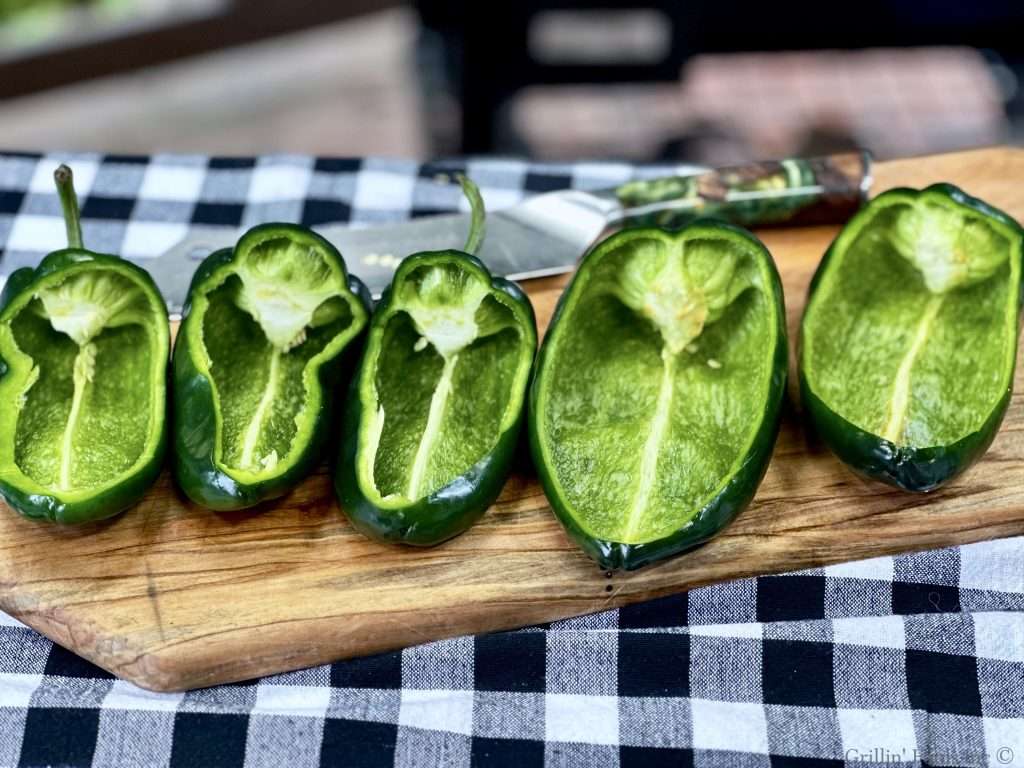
[0,152,1022,768]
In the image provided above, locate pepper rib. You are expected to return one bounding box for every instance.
[407,353,458,500]
[239,348,281,470]
[622,348,676,542]
[58,343,94,491]
[882,294,943,444]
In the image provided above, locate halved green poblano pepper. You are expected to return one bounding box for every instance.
[800,184,1023,491]
[336,177,537,545]
[530,222,787,570]
[0,166,169,524]
[173,224,370,510]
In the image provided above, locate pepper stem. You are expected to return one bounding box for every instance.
[53,164,84,250]
[456,174,485,255]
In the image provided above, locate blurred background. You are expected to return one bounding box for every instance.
[0,0,1021,164]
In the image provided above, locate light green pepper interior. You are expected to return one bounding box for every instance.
[5,267,160,492]
[538,230,777,545]
[802,194,1018,447]
[359,259,530,504]
[192,234,362,478]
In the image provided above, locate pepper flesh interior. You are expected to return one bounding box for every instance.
[8,269,156,491]
[199,236,356,475]
[365,261,524,503]
[803,198,1015,447]
[542,234,772,545]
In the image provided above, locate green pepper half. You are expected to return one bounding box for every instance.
[800,184,1023,491]
[530,222,787,570]
[336,177,537,546]
[173,224,370,510]
[0,166,169,524]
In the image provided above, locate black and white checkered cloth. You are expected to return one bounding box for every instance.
[1,152,1022,768]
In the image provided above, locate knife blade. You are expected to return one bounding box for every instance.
[148,151,871,315]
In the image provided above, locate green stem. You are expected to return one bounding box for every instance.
[456,174,486,255]
[53,164,83,250]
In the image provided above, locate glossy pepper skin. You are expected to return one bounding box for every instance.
[529,221,788,571]
[0,167,169,524]
[335,177,538,546]
[800,379,1011,492]
[799,184,1024,492]
[173,225,371,510]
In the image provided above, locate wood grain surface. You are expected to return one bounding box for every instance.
[2,147,1023,692]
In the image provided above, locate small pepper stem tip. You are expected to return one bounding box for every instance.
[53,163,84,250]
[54,164,73,186]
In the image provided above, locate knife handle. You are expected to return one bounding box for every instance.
[607,150,872,230]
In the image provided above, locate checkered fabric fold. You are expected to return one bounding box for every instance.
[1,152,1022,768]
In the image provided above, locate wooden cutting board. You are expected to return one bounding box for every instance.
[2,147,1024,692]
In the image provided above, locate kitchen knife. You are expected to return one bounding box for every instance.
[148,151,871,315]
